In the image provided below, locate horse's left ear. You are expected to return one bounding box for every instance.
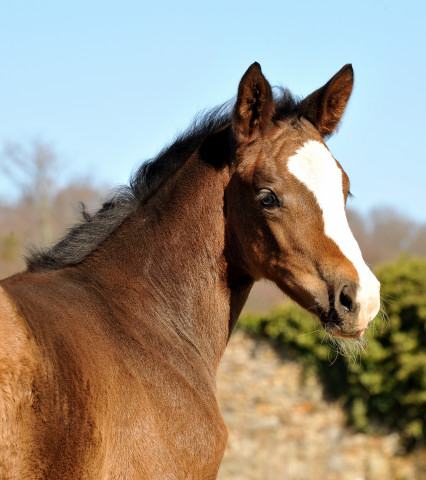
[232,62,275,145]
[299,64,354,137]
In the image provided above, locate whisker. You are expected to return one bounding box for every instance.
[328,348,339,366]
[379,293,397,303]
[300,328,322,336]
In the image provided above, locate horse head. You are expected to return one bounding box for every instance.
[226,63,380,338]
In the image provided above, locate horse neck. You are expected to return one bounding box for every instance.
[79,155,249,372]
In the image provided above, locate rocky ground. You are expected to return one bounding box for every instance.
[216,331,426,480]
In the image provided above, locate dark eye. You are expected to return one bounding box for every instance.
[258,189,279,209]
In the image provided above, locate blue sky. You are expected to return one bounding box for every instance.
[1,1,425,222]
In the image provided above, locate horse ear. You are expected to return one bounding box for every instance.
[232,62,275,144]
[299,64,354,137]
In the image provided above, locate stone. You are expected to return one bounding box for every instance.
[217,331,424,480]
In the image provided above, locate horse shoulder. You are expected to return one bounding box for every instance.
[0,285,41,479]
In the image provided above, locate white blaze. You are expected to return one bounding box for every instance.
[287,140,380,327]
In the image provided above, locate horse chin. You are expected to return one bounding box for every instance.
[328,325,366,339]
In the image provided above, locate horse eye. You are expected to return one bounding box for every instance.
[258,189,279,208]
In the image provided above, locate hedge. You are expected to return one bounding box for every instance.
[238,256,426,449]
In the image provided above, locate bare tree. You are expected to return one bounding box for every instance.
[1,139,60,244]
[369,208,417,264]
[0,139,107,279]
[411,225,426,257]
[347,207,426,265]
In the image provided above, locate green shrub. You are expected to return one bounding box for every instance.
[238,256,426,448]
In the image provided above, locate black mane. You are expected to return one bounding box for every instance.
[130,101,233,203]
[26,89,300,272]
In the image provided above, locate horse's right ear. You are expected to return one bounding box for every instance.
[232,63,275,145]
[298,64,354,137]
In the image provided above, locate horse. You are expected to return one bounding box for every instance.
[0,63,380,479]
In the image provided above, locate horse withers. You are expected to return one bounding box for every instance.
[0,63,380,479]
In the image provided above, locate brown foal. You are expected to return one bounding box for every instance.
[0,63,380,479]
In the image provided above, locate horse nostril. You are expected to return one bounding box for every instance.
[339,285,353,313]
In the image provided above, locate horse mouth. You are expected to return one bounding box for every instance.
[328,325,366,338]
[317,308,365,338]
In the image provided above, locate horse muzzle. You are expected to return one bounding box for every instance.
[319,275,381,338]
